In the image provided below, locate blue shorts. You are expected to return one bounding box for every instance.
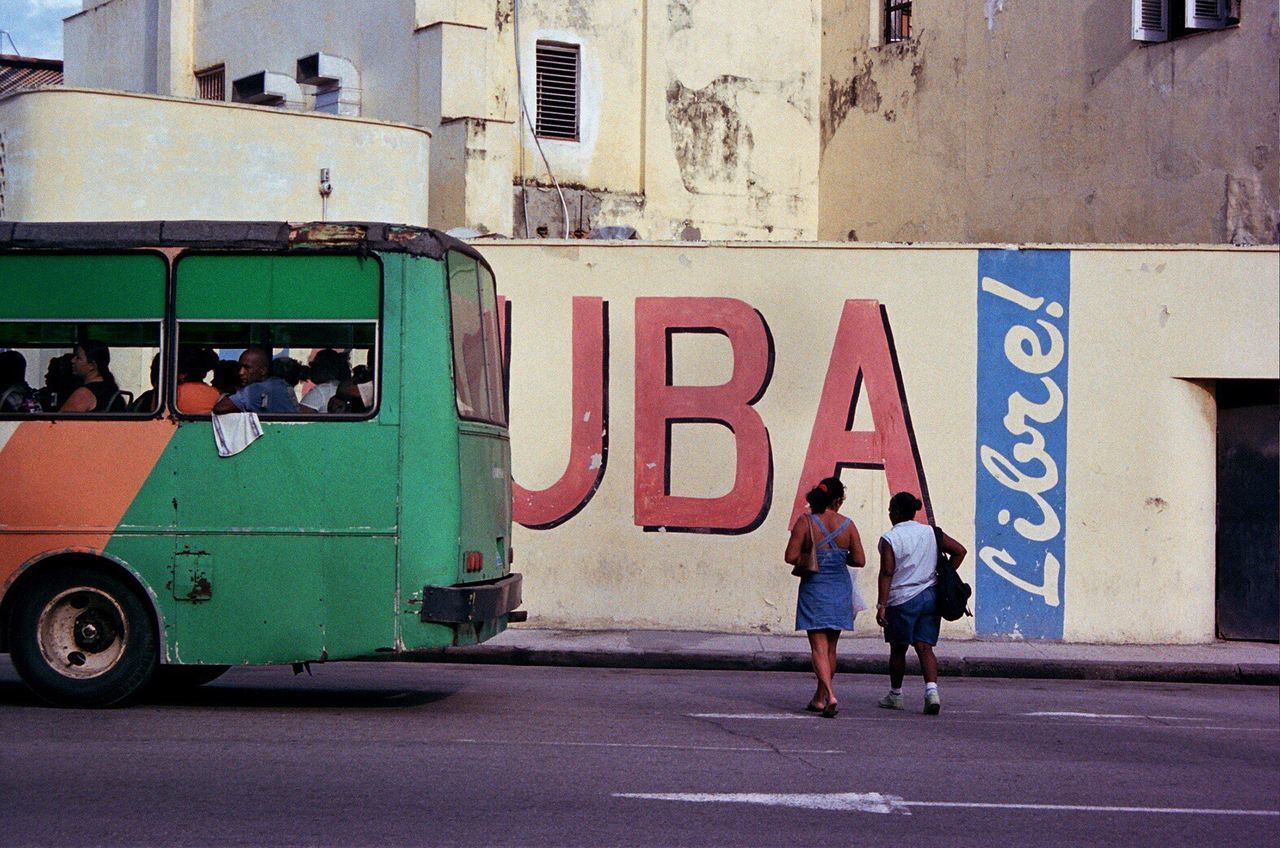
[884,585,941,646]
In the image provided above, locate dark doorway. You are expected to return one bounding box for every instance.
[1215,379,1279,642]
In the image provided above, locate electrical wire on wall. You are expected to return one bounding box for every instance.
[512,0,570,238]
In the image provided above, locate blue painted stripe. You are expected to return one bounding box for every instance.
[975,250,1070,639]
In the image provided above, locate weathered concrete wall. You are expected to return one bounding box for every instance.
[0,88,430,224]
[641,0,821,240]
[819,0,1280,245]
[63,0,159,92]
[482,240,1277,643]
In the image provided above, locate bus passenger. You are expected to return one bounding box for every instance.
[213,346,299,414]
[176,346,221,413]
[211,359,241,396]
[129,353,161,412]
[61,340,125,413]
[0,351,40,413]
[35,353,80,411]
[300,348,349,413]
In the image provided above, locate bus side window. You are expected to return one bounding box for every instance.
[173,254,380,419]
[0,332,161,417]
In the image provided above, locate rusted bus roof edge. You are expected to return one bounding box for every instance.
[0,220,487,264]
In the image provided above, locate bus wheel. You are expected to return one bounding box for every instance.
[7,568,158,708]
[150,664,230,692]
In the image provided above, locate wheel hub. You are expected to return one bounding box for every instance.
[36,586,130,680]
[74,609,117,652]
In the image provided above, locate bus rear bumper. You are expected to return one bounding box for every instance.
[420,573,523,625]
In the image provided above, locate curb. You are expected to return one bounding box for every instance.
[414,645,1280,686]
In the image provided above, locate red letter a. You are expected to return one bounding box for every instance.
[791,301,932,527]
[499,297,608,529]
[634,297,773,534]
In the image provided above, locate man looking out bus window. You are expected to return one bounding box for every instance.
[213,346,298,414]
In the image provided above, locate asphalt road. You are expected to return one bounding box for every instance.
[0,658,1276,847]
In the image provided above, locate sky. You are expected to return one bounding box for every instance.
[0,0,80,59]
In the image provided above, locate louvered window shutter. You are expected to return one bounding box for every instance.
[535,41,580,141]
[1132,0,1168,42]
[1186,0,1229,29]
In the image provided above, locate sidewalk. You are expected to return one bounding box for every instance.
[422,627,1280,685]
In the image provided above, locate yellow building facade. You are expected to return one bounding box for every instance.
[53,0,1278,242]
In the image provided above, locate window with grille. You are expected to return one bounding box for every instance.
[196,65,225,101]
[884,1,912,43]
[535,41,579,141]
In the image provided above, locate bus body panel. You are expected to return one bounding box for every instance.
[395,254,466,649]
[163,420,401,664]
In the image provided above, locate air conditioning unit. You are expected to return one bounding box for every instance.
[231,71,303,108]
[296,53,361,117]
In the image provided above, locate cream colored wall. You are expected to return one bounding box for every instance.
[513,1,645,194]
[0,88,430,224]
[481,241,1277,643]
[640,0,822,240]
[819,1,1280,244]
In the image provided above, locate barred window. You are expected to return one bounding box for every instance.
[535,41,579,141]
[884,1,913,43]
[196,65,225,101]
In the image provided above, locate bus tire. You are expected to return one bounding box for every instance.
[150,664,230,691]
[7,567,158,708]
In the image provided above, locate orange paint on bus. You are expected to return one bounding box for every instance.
[0,419,176,590]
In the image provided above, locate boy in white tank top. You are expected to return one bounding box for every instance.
[875,491,966,715]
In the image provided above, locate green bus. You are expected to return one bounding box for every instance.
[0,221,523,707]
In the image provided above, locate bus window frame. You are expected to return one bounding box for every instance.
[0,248,170,422]
[445,250,507,427]
[169,250,384,422]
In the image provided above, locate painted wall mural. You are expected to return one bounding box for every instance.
[483,243,1275,642]
[501,295,931,535]
[975,249,1070,639]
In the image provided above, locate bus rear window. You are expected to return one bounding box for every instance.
[447,252,506,426]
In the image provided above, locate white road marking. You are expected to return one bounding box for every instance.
[906,801,1279,816]
[1025,712,1206,721]
[694,712,1275,733]
[687,713,811,720]
[614,792,1280,818]
[455,739,843,755]
[615,792,907,814]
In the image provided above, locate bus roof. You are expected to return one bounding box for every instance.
[0,220,487,264]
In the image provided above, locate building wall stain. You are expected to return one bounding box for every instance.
[666,75,756,194]
[822,40,921,153]
[822,59,879,152]
[669,0,695,35]
[494,0,512,32]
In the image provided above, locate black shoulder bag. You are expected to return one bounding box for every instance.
[934,526,972,621]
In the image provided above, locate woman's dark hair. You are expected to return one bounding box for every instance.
[77,340,116,387]
[309,348,350,384]
[889,491,923,519]
[38,353,81,409]
[0,350,27,387]
[271,356,305,387]
[178,346,218,382]
[211,359,241,394]
[805,476,846,512]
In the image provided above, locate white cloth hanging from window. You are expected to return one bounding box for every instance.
[212,411,263,457]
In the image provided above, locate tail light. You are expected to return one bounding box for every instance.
[464,551,483,573]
